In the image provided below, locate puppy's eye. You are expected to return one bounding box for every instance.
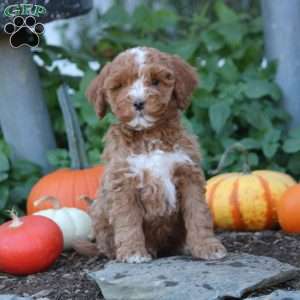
[151,79,160,86]
[165,73,172,80]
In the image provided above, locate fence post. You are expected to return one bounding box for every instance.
[261,0,300,128]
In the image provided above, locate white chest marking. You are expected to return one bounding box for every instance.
[127,150,192,208]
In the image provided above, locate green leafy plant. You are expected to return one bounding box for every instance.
[1,0,300,223]
[40,0,299,176]
[0,140,42,223]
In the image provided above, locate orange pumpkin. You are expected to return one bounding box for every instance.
[27,165,104,215]
[278,184,300,233]
[206,170,296,231]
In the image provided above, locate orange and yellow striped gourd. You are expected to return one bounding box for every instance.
[206,170,296,231]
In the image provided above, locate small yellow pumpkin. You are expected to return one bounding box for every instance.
[206,171,296,231]
[206,143,296,231]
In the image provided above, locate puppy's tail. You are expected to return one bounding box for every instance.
[72,240,99,257]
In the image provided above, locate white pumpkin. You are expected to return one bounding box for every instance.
[33,196,94,250]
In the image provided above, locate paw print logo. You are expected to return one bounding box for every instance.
[4,16,44,48]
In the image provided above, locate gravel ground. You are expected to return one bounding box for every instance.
[1,230,300,299]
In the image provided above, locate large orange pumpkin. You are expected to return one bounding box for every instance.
[278,184,300,233]
[27,165,104,215]
[206,170,296,231]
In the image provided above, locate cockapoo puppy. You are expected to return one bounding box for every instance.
[76,47,227,263]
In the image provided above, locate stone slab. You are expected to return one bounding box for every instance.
[0,296,32,300]
[89,254,299,300]
[248,289,300,300]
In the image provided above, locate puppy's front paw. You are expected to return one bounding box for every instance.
[124,254,152,263]
[191,238,227,260]
[116,249,152,263]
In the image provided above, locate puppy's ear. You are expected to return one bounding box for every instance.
[86,63,111,119]
[171,55,198,110]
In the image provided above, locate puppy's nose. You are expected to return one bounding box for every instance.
[133,100,145,111]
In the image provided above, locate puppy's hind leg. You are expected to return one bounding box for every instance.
[175,165,227,260]
[72,207,114,258]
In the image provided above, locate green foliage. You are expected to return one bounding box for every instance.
[1,0,300,223]
[43,0,298,177]
[0,140,42,223]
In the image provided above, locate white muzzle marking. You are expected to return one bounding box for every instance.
[127,114,154,130]
[129,77,145,100]
[127,47,156,130]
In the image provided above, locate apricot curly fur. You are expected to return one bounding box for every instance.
[74,47,226,262]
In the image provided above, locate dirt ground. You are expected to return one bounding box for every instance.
[1,230,300,299]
